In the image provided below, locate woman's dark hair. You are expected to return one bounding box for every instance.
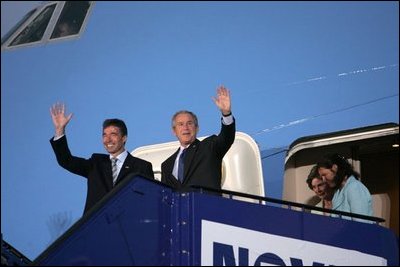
[316,153,360,190]
[306,165,321,190]
[103,118,128,137]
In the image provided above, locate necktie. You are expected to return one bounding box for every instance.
[111,157,118,186]
[177,149,187,183]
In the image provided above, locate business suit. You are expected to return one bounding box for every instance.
[161,118,235,192]
[50,135,154,214]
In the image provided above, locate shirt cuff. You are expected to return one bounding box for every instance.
[222,114,234,125]
[53,134,65,141]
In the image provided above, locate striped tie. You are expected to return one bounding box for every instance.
[111,158,118,186]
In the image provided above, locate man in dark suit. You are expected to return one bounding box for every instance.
[161,86,235,192]
[50,103,154,214]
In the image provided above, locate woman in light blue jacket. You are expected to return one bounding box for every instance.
[317,154,373,222]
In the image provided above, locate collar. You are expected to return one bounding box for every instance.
[110,150,128,163]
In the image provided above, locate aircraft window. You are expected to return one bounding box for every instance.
[51,1,91,39]
[1,9,36,46]
[9,4,56,46]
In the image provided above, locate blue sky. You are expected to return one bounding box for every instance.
[1,1,398,260]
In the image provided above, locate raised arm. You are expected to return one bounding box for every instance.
[50,102,73,137]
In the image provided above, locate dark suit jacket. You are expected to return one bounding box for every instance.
[161,118,235,192]
[50,135,154,214]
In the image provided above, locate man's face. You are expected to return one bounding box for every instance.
[173,113,198,146]
[102,126,126,156]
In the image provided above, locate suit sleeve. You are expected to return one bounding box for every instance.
[50,135,91,178]
[143,161,155,179]
[215,117,236,157]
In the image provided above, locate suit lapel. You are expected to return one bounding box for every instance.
[166,149,180,184]
[117,154,134,184]
[183,139,200,182]
[103,154,134,187]
[102,157,114,189]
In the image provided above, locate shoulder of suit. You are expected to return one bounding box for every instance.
[91,153,109,160]
[161,150,179,165]
[128,154,152,164]
[202,135,217,142]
